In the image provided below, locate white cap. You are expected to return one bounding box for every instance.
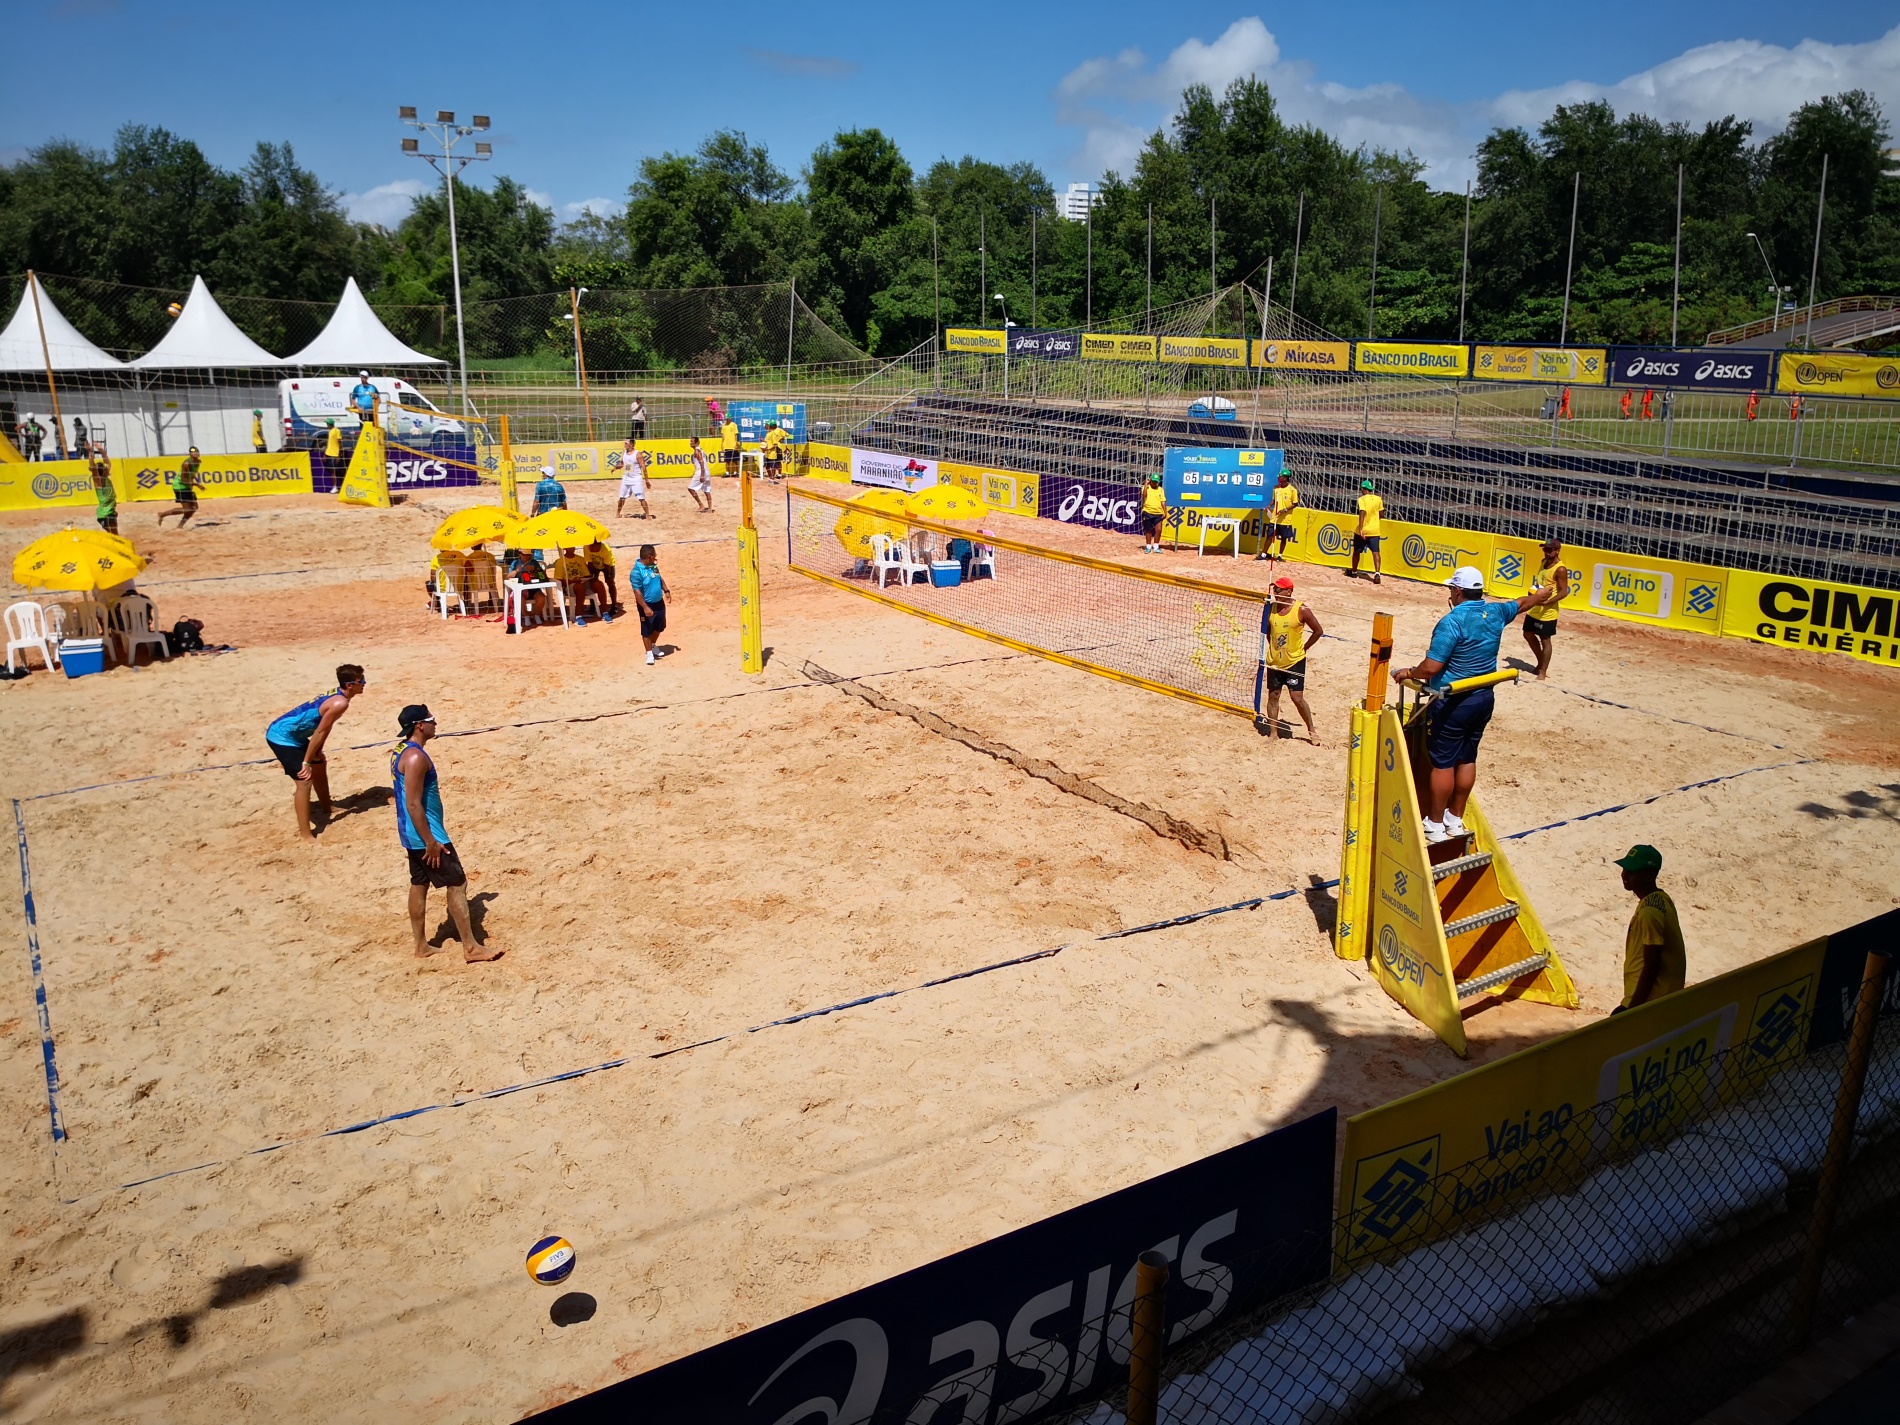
[1446,566,1485,591]
[540,464,556,477]
[359,369,369,378]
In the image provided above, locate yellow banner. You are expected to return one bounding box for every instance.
[1472,346,1608,386]
[1353,342,1471,378]
[1724,570,1900,668]
[1776,353,1900,400]
[0,454,313,511]
[1252,340,1352,372]
[1080,333,1158,362]
[945,327,1007,355]
[938,459,1040,516]
[1338,934,1827,1264]
[1156,334,1247,367]
[493,439,726,483]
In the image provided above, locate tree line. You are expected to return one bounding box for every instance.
[1,84,1894,363]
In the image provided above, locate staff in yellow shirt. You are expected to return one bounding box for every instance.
[1522,537,1572,680]
[1139,473,1167,553]
[762,421,788,481]
[1350,479,1383,584]
[1262,574,1325,743]
[720,418,741,477]
[1260,470,1299,563]
[1612,845,1686,1012]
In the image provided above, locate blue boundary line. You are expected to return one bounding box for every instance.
[1549,685,1789,750]
[13,800,65,1145]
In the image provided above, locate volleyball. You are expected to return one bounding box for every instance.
[525,1235,576,1286]
[165,302,182,318]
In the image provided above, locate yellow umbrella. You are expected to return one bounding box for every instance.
[834,488,910,559]
[13,531,148,592]
[904,485,989,523]
[432,505,521,551]
[65,527,140,561]
[509,510,613,551]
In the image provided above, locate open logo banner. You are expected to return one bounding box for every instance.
[1775,353,1900,401]
[530,1111,1335,1425]
[0,454,314,510]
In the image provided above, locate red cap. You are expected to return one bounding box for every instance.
[1273,575,1295,590]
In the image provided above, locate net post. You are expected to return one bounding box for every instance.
[738,464,762,673]
[1364,611,1393,711]
[498,414,517,517]
[1127,1250,1169,1425]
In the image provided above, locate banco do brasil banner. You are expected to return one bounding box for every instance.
[945,327,1008,355]
[0,453,313,510]
[1472,346,1608,386]
[1776,352,1900,401]
[532,1111,1335,1425]
[1157,334,1248,367]
[1353,342,1471,377]
[1612,347,1772,391]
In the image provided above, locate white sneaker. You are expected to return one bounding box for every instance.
[1442,812,1467,836]
[645,650,656,665]
[1423,819,1450,845]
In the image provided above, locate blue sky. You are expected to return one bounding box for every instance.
[3,2,1897,226]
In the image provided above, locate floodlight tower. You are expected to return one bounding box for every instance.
[401,107,492,416]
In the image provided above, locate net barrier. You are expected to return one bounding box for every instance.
[785,481,1272,720]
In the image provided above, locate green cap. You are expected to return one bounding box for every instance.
[1149,473,1162,483]
[1360,479,1375,490]
[1614,844,1663,872]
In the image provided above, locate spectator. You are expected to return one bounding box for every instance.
[25,416,44,462]
[532,463,567,515]
[72,416,88,457]
[1660,390,1675,426]
[630,543,668,665]
[586,539,620,614]
[393,705,502,963]
[89,443,118,535]
[705,397,725,432]
[505,547,548,632]
[628,397,647,441]
[156,446,202,528]
[252,408,267,454]
[550,546,608,627]
[1612,845,1685,1012]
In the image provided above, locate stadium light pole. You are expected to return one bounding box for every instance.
[1670,164,1684,346]
[995,294,1012,398]
[1746,233,1783,332]
[1031,209,1038,330]
[1210,196,1217,303]
[401,107,490,418]
[1802,154,1829,351]
[1086,201,1093,328]
[1289,191,1304,324]
[1457,181,1471,344]
[1145,202,1153,334]
[931,217,940,388]
[979,210,987,328]
[1559,170,1580,347]
[1367,186,1382,339]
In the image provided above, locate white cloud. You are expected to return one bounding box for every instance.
[342,178,427,227]
[524,188,556,212]
[1055,18,1900,188]
[563,196,623,220]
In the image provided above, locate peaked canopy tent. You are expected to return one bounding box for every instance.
[130,275,282,370]
[285,277,445,368]
[0,278,127,371]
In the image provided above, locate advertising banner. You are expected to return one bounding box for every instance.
[852,447,938,492]
[1610,347,1772,391]
[802,441,854,483]
[491,440,723,485]
[1300,509,1360,569]
[1162,447,1282,510]
[1775,353,1900,401]
[1038,473,1143,534]
[1353,343,1471,378]
[1367,708,1463,1052]
[1081,333,1158,362]
[729,399,809,444]
[1723,570,1900,669]
[1252,340,1352,372]
[1386,520,1493,584]
[1472,346,1609,386]
[945,327,1007,355]
[938,459,1040,516]
[1337,910,1898,1266]
[532,1111,1337,1425]
[1157,334,1248,367]
[1563,544,1726,635]
[1007,329,1080,360]
[0,454,316,511]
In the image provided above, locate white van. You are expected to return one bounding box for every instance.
[280,376,461,445]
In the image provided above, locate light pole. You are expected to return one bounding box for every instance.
[561,286,593,440]
[401,107,490,417]
[995,294,1012,398]
[1746,233,1784,332]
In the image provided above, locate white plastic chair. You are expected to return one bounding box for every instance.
[38,602,68,646]
[5,602,60,672]
[870,534,927,589]
[463,554,501,612]
[111,593,170,666]
[971,543,998,581]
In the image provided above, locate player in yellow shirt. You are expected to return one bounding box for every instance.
[720,417,741,477]
[1259,470,1299,562]
[1261,574,1325,743]
[1612,845,1686,1011]
[1522,537,1572,680]
[762,421,789,481]
[1350,479,1383,584]
[1140,473,1167,552]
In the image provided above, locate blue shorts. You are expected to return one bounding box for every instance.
[1426,687,1494,770]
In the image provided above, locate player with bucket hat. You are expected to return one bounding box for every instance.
[1392,562,1570,843]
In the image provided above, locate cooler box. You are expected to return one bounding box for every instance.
[929,560,962,588]
[60,638,106,679]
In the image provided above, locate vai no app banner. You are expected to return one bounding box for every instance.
[938,459,1039,516]
[1472,346,1608,386]
[494,440,717,483]
[1776,353,1900,400]
[1724,571,1900,668]
[533,1111,1336,1425]
[1353,343,1470,378]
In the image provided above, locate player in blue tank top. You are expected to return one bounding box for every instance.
[392,704,501,963]
[265,663,365,841]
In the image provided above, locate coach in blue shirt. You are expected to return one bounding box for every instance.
[1393,564,1569,844]
[532,464,567,515]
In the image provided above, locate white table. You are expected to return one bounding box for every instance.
[505,578,568,631]
[1198,515,1244,558]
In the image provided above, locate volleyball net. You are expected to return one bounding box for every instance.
[784,482,1272,719]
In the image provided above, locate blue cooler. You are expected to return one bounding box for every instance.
[929,560,962,588]
[60,637,106,678]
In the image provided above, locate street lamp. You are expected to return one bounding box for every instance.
[561,288,589,387]
[401,107,493,416]
[1746,233,1785,333]
[995,294,1012,399]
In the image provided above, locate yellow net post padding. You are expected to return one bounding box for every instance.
[499,414,518,516]
[738,464,763,673]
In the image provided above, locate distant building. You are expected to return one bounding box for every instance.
[1886,147,1900,177]
[1057,182,1102,222]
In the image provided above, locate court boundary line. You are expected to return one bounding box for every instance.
[17,755,1817,1203]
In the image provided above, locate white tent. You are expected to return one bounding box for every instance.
[130,274,281,368]
[285,276,445,367]
[0,279,126,371]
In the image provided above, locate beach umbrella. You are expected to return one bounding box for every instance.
[65,527,140,561]
[834,488,910,559]
[13,531,148,592]
[510,510,612,552]
[431,505,521,551]
[904,486,989,523]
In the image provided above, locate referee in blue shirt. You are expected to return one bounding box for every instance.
[1393,564,1569,843]
[532,464,568,516]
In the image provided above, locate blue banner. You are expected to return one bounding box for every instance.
[1007,329,1080,360]
[1162,447,1283,510]
[1609,348,1773,392]
[1038,473,1142,533]
[528,1109,1336,1425]
[728,400,808,445]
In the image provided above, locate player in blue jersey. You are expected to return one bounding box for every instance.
[265,664,366,840]
[393,704,501,962]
